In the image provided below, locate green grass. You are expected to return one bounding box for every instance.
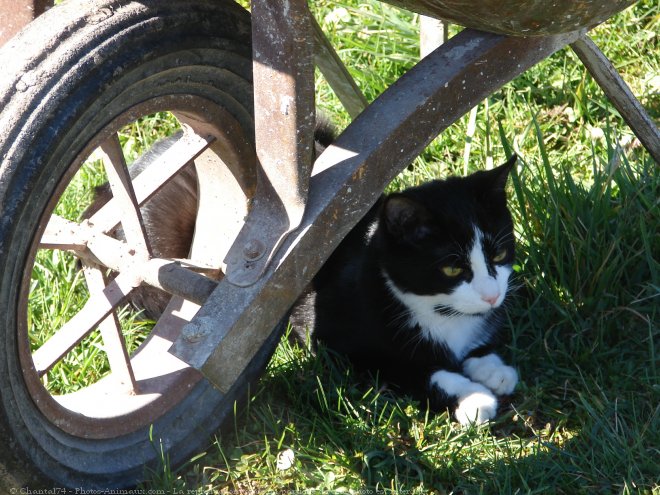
[33,0,659,492]
[165,2,655,493]
[136,1,658,493]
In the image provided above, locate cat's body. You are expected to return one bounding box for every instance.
[291,157,519,424]
[90,125,518,424]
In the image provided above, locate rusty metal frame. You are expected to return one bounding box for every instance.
[172,27,585,392]
[223,0,316,287]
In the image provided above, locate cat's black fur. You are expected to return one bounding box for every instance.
[89,121,518,423]
[290,156,518,420]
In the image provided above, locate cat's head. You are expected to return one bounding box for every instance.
[378,155,516,317]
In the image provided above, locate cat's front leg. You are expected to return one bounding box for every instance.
[430,370,498,425]
[462,353,518,396]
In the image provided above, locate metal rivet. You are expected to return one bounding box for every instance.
[182,320,211,344]
[243,239,266,261]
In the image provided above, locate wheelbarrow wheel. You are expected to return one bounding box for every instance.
[0,0,282,489]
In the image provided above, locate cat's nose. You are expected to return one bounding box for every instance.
[481,294,500,306]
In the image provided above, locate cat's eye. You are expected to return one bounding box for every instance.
[441,266,464,277]
[492,249,508,263]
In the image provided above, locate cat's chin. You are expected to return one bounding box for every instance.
[433,304,494,318]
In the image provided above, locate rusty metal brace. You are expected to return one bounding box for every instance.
[172,28,583,392]
[224,0,370,288]
[223,0,316,287]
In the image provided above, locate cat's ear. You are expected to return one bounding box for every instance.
[475,153,516,201]
[489,153,517,192]
[382,195,432,243]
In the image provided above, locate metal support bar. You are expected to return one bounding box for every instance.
[32,271,137,376]
[99,134,153,257]
[41,215,218,305]
[89,128,214,234]
[571,35,660,163]
[82,264,138,393]
[224,0,316,287]
[172,28,581,393]
[311,14,368,119]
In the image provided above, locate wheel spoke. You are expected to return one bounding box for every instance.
[32,271,138,376]
[89,129,214,234]
[39,214,87,251]
[99,134,152,256]
[38,214,217,304]
[82,264,137,393]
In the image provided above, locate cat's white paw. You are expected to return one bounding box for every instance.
[429,370,498,425]
[455,390,498,425]
[463,354,518,396]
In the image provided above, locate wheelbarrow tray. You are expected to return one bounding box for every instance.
[380,0,637,35]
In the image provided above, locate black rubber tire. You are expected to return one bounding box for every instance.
[0,0,281,489]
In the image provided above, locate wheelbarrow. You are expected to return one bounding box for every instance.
[0,0,657,489]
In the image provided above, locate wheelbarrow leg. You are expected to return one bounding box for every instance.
[571,35,660,162]
[224,0,316,287]
[171,28,581,393]
[311,14,368,119]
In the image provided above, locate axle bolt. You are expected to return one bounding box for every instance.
[181,318,212,344]
[243,239,265,261]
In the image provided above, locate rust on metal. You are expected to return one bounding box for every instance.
[224,0,316,287]
[172,28,581,393]
[0,0,51,45]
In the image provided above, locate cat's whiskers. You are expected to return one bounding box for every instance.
[432,307,464,319]
[400,327,427,355]
[492,227,515,248]
[389,308,413,329]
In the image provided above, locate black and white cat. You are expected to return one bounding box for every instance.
[91,124,518,425]
[291,155,519,425]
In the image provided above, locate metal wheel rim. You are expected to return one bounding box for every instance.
[17,95,254,439]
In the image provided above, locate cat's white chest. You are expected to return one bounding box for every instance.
[418,313,486,359]
[384,275,488,359]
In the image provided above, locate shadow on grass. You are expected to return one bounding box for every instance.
[138,2,658,490]
[200,329,657,494]
[158,147,658,494]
